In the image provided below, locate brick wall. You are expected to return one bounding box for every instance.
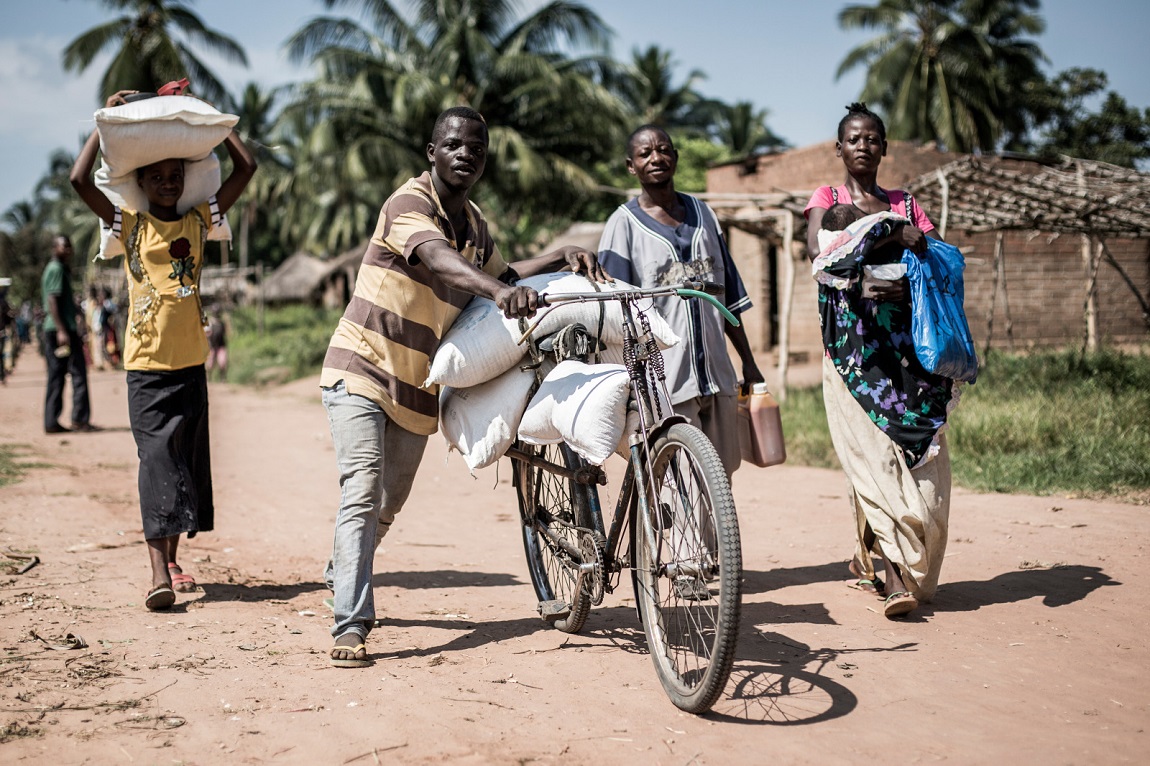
[708,140,955,196]
[960,232,1149,349]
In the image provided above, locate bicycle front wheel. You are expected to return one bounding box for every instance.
[513,442,602,634]
[633,423,742,713]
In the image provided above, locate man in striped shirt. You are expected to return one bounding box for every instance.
[321,106,607,668]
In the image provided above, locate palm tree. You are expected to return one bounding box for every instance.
[711,100,786,157]
[230,83,291,268]
[62,0,248,107]
[0,202,54,307]
[836,0,1045,153]
[613,45,710,131]
[282,0,626,257]
[967,0,1048,150]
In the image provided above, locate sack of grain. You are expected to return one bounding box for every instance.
[92,96,237,259]
[425,274,679,389]
[518,361,631,466]
[440,365,537,472]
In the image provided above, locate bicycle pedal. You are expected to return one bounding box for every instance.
[538,599,571,621]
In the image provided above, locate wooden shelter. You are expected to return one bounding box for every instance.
[906,155,1150,353]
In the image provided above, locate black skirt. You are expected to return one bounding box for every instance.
[127,365,213,539]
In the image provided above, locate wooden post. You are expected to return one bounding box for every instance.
[257,262,265,337]
[1082,234,1098,353]
[776,211,795,403]
[1000,238,1015,352]
[761,234,774,351]
[936,168,949,241]
[239,203,251,271]
[1076,161,1098,353]
[1080,238,1106,354]
[983,231,1003,360]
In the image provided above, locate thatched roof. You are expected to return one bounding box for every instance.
[906,155,1150,237]
[260,251,328,303]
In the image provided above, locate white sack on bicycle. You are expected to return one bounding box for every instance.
[439,365,536,472]
[519,360,669,466]
[425,273,680,389]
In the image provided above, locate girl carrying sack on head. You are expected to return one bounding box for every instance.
[71,84,257,611]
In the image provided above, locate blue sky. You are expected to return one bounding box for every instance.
[1,0,1147,216]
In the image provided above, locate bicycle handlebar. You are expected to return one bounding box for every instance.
[537,281,739,326]
[517,281,738,346]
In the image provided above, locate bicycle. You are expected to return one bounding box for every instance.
[505,280,743,714]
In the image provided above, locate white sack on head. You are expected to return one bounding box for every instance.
[518,360,634,466]
[439,366,537,472]
[95,96,238,176]
[92,96,237,259]
[425,273,680,389]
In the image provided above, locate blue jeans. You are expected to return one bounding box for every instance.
[322,381,428,640]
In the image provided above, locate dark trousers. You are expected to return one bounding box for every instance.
[43,329,90,430]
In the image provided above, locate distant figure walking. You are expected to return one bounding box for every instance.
[205,307,228,381]
[41,235,93,433]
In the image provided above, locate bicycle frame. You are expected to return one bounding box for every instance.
[515,280,738,589]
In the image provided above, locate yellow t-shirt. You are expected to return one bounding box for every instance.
[115,199,220,371]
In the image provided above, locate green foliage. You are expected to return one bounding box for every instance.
[227,304,344,385]
[671,134,735,193]
[781,350,1150,501]
[1028,68,1150,168]
[948,350,1150,498]
[62,0,248,107]
[779,385,839,470]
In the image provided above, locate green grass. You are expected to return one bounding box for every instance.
[0,444,50,489]
[780,349,1150,502]
[227,305,344,385]
[226,305,1150,502]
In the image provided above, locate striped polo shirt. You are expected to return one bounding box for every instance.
[320,172,507,435]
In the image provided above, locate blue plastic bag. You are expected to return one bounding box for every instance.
[902,239,979,382]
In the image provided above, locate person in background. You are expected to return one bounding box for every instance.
[0,284,12,384]
[86,286,107,371]
[205,307,227,381]
[100,287,122,368]
[41,235,93,433]
[597,124,764,478]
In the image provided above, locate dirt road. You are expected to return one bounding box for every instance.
[1,360,1146,764]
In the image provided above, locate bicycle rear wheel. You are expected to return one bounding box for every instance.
[633,423,742,713]
[513,442,602,634]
